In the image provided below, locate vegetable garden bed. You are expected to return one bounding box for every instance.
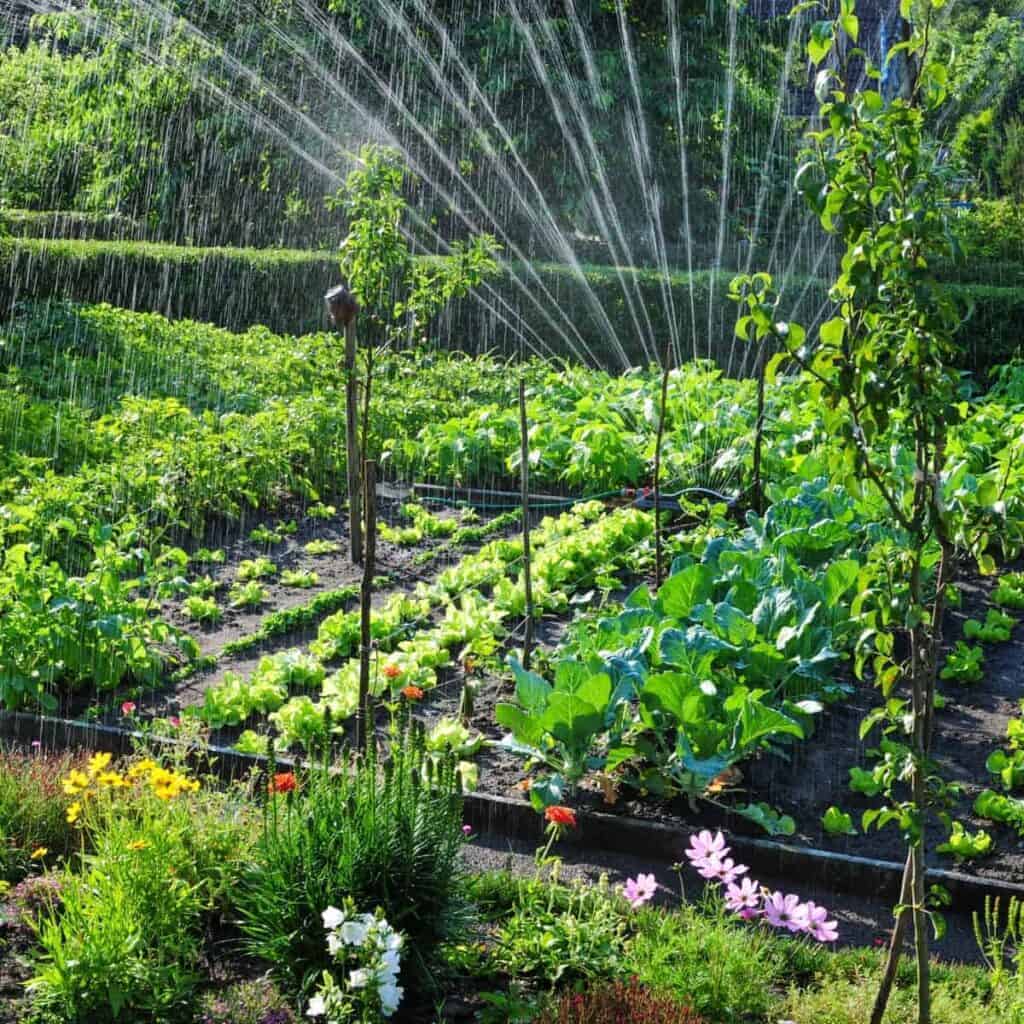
[8,488,1024,906]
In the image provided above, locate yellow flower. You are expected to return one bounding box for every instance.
[62,770,89,795]
[127,759,157,780]
[87,752,112,777]
[66,802,82,824]
[30,847,48,861]
[127,840,149,852]
[98,771,128,789]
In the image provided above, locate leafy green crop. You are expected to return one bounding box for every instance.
[964,608,1016,643]
[822,806,857,835]
[975,789,1024,836]
[229,582,269,609]
[304,539,341,556]
[497,658,622,810]
[993,572,1024,610]
[939,641,985,684]
[936,821,993,862]
[237,558,277,583]
[184,595,222,624]
[280,569,318,589]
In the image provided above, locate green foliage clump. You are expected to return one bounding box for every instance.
[237,715,467,995]
[0,749,76,883]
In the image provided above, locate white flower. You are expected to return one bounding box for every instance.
[348,968,371,989]
[380,949,401,975]
[326,932,343,956]
[340,919,370,946]
[321,906,345,931]
[379,982,404,1017]
[385,930,403,951]
[306,994,326,1018]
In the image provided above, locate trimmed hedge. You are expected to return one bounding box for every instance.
[1,236,1020,371]
[0,209,142,241]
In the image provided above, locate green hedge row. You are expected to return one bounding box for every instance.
[0,209,142,241]
[1,236,1020,371]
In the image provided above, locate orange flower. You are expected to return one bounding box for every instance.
[544,805,577,828]
[268,771,297,795]
[401,685,425,700]
[382,663,402,680]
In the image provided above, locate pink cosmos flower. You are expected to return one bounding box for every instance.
[802,901,839,942]
[622,873,658,909]
[724,876,761,916]
[763,891,807,932]
[701,856,748,885]
[685,830,728,866]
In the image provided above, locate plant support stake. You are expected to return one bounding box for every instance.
[325,284,362,563]
[356,459,377,749]
[519,377,534,670]
[653,337,672,586]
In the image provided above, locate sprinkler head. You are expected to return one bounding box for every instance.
[324,284,358,327]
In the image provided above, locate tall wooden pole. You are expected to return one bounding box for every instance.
[356,459,377,750]
[518,378,534,670]
[653,338,672,587]
[345,319,363,563]
[326,285,362,565]
[752,338,767,516]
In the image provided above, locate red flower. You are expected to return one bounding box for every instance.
[268,772,297,795]
[382,663,401,680]
[544,805,577,828]
[401,685,425,700]
[121,701,137,716]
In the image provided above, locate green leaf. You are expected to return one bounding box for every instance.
[839,13,859,42]
[822,805,857,835]
[824,558,860,605]
[808,21,835,66]
[735,802,796,836]
[540,692,603,749]
[737,696,804,748]
[657,563,713,619]
[509,657,551,712]
[495,703,546,749]
[641,671,704,724]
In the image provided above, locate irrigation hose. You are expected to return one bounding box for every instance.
[413,486,737,511]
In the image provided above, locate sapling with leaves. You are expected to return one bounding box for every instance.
[329,145,500,558]
[731,3,990,1021]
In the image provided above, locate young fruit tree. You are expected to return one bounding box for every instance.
[329,144,499,737]
[733,3,996,1021]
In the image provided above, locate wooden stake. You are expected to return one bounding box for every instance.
[518,378,535,670]
[752,338,767,516]
[653,338,672,587]
[345,319,363,564]
[356,459,377,750]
